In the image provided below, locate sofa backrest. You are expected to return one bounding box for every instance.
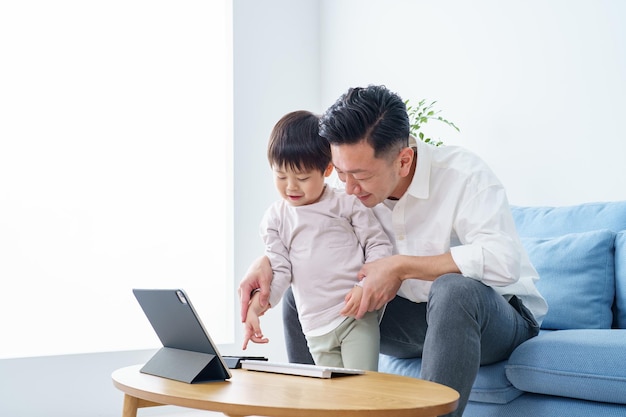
[511,201,626,330]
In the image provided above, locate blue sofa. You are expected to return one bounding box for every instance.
[379,201,626,416]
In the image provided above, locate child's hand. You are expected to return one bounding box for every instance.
[242,315,268,350]
[340,284,363,318]
[242,292,270,350]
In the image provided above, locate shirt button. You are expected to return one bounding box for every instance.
[397,235,405,241]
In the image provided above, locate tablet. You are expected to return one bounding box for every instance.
[133,288,232,383]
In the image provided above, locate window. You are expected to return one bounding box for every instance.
[0,0,233,358]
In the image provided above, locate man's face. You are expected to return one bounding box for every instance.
[331,141,405,208]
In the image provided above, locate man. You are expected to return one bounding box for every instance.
[239,85,547,416]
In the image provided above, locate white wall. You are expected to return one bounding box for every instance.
[320,0,626,206]
[0,1,318,416]
[230,0,626,368]
[232,0,626,368]
[0,0,233,360]
[231,0,321,363]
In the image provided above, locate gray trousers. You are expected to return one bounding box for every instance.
[282,273,539,417]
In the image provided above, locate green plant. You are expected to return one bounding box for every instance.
[405,99,460,146]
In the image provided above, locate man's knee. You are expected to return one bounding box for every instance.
[430,273,481,299]
[428,273,491,319]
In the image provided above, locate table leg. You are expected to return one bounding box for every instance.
[121,394,165,417]
[122,394,139,417]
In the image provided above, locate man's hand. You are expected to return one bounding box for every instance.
[354,253,460,318]
[355,255,403,319]
[238,255,272,322]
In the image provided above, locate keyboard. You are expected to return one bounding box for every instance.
[240,360,365,379]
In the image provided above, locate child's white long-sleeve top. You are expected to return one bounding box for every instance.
[261,185,393,336]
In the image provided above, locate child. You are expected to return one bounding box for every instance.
[242,110,393,371]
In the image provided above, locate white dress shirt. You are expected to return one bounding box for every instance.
[261,185,393,335]
[369,139,548,324]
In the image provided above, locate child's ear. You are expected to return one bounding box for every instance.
[323,163,334,177]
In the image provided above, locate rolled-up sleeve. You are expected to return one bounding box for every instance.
[450,185,522,287]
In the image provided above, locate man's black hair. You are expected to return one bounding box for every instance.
[319,85,410,158]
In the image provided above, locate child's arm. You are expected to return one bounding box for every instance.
[349,199,393,263]
[344,199,394,317]
[259,204,294,309]
[242,291,271,350]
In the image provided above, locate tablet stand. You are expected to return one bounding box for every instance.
[140,347,230,383]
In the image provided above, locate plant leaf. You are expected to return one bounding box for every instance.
[405,98,460,146]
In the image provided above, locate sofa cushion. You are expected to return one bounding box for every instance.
[505,329,626,404]
[615,231,626,328]
[511,201,626,238]
[466,392,626,417]
[379,354,523,404]
[521,229,616,330]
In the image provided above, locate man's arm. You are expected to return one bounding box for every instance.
[355,252,460,318]
[238,255,272,322]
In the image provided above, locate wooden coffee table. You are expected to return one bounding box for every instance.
[112,364,458,417]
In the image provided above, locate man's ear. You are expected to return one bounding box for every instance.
[323,163,334,177]
[398,147,414,177]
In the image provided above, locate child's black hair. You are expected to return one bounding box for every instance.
[267,110,331,173]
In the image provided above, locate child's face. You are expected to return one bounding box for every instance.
[272,164,329,207]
